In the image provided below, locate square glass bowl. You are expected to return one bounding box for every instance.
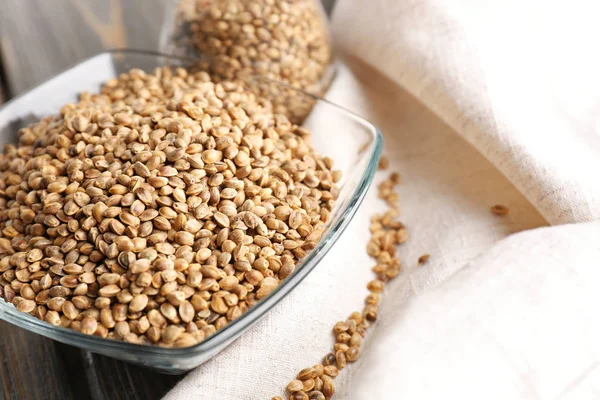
[0,49,381,373]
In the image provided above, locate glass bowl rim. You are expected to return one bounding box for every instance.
[0,48,383,357]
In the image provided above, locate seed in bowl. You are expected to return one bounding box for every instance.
[168,0,333,123]
[0,67,340,348]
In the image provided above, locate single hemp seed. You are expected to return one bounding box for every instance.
[491,204,509,216]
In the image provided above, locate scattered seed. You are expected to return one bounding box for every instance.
[418,254,430,265]
[491,204,509,216]
[281,171,406,398]
[378,156,389,170]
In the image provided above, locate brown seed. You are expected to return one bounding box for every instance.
[491,204,509,216]
[378,155,389,170]
[160,303,178,321]
[72,295,92,310]
[62,301,80,320]
[166,291,185,306]
[16,299,36,313]
[133,162,151,178]
[418,254,430,265]
[302,379,315,392]
[396,228,409,243]
[148,309,167,327]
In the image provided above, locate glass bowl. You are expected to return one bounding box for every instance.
[0,49,381,373]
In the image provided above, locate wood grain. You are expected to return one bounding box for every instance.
[0,0,166,95]
[0,323,77,400]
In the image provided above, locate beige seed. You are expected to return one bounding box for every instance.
[161,325,184,344]
[45,310,61,326]
[323,365,338,377]
[160,303,178,321]
[213,212,230,228]
[210,296,228,314]
[179,301,195,323]
[148,309,167,328]
[133,162,151,178]
[287,380,303,393]
[98,284,121,297]
[129,294,148,312]
[166,291,185,306]
[256,276,278,299]
[114,321,131,338]
[201,149,221,164]
[366,279,385,293]
[321,375,335,398]
[307,392,325,400]
[335,350,347,369]
[346,346,360,362]
[290,392,309,400]
[100,308,116,329]
[62,301,80,320]
[16,299,36,313]
[81,317,98,335]
[175,231,195,246]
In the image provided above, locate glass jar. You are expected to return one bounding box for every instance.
[160,0,335,123]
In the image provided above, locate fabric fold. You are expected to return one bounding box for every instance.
[348,220,600,399]
[332,0,600,225]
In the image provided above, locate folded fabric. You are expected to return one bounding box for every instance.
[333,0,600,225]
[165,0,600,398]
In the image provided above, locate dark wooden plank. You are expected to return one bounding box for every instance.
[80,353,183,400]
[0,324,78,400]
[0,0,166,95]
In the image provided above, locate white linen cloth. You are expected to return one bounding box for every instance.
[165,0,600,398]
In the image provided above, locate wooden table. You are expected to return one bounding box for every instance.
[0,1,335,399]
